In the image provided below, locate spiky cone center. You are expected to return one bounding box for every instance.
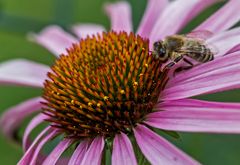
[43,31,169,138]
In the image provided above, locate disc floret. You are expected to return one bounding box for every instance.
[43,31,168,138]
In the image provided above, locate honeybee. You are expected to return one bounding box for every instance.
[152,30,216,71]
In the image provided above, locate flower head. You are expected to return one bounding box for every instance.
[1,0,240,165]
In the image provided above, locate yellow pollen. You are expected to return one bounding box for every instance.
[88,102,93,107]
[103,96,109,101]
[133,82,138,85]
[144,63,149,68]
[133,82,138,88]
[120,90,125,94]
[79,105,83,109]
[97,103,101,107]
[71,100,75,105]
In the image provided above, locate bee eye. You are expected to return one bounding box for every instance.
[153,41,166,58]
[154,42,160,48]
[159,48,166,57]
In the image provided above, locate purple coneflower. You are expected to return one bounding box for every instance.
[1,0,240,164]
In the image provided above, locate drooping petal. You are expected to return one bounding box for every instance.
[28,129,59,165]
[36,155,70,165]
[18,126,55,165]
[112,132,137,165]
[42,138,73,165]
[149,0,217,43]
[104,2,133,33]
[157,98,240,112]
[0,97,43,139]
[133,124,200,165]
[195,0,240,33]
[145,106,240,134]
[68,140,90,165]
[0,59,49,88]
[80,136,105,165]
[23,113,49,151]
[28,25,78,57]
[137,0,169,38]
[162,52,240,100]
[72,24,106,39]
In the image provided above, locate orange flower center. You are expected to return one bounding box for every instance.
[43,31,168,138]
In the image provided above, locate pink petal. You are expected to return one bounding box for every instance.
[72,24,106,39]
[137,0,169,38]
[80,136,105,165]
[157,98,240,112]
[0,59,49,88]
[42,138,73,165]
[0,97,43,139]
[28,129,59,165]
[68,140,90,165]
[167,52,240,84]
[18,126,55,165]
[112,132,137,165]
[206,27,240,57]
[104,2,133,33]
[210,40,240,58]
[28,25,78,57]
[133,124,200,165]
[162,52,240,100]
[149,0,217,43]
[226,44,240,55]
[36,155,70,165]
[23,113,50,151]
[208,27,240,43]
[195,0,240,33]
[145,107,240,133]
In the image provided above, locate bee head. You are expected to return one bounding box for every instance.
[153,41,166,59]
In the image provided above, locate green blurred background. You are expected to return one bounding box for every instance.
[0,0,240,164]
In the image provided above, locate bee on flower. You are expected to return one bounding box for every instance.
[1,0,240,165]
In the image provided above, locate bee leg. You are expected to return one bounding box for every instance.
[174,55,184,63]
[164,62,176,69]
[174,66,193,75]
[163,55,183,70]
[183,58,194,67]
[173,58,193,75]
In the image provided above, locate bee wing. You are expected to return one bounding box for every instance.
[179,30,218,55]
[205,42,219,55]
[177,45,205,54]
[178,43,218,55]
[186,30,214,40]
